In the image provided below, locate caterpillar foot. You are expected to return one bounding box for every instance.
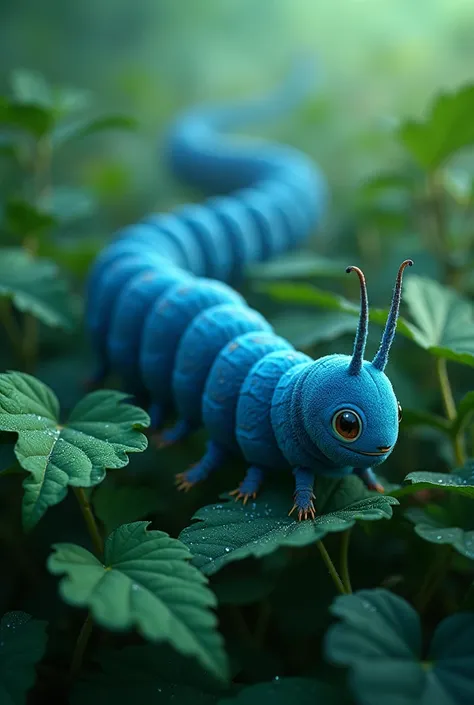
[229,488,257,505]
[288,495,316,522]
[354,468,384,494]
[229,465,264,505]
[155,419,193,449]
[175,471,196,492]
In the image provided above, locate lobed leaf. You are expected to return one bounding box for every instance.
[218,678,346,705]
[179,476,398,576]
[402,275,474,366]
[0,372,149,529]
[0,248,76,329]
[0,611,48,705]
[405,505,474,560]
[399,83,474,169]
[402,465,474,500]
[325,588,474,705]
[48,522,229,682]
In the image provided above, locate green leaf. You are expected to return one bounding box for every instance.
[400,408,451,435]
[37,187,97,224]
[71,644,224,705]
[247,252,349,281]
[52,115,138,147]
[4,197,57,236]
[179,476,398,576]
[257,281,417,341]
[0,372,149,529]
[402,465,474,500]
[453,391,474,435]
[405,505,474,560]
[11,70,52,109]
[0,97,53,138]
[0,610,48,705]
[403,275,474,366]
[0,248,76,329]
[399,83,474,169]
[218,678,346,705]
[92,481,165,535]
[269,310,357,349]
[325,588,474,705]
[48,522,229,682]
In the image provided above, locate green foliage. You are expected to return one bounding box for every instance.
[399,84,474,169]
[48,522,229,681]
[0,372,149,529]
[0,248,76,329]
[179,477,397,576]
[403,276,474,366]
[0,611,48,705]
[325,588,474,704]
[0,46,474,705]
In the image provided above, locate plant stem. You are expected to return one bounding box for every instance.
[436,357,466,466]
[73,487,104,558]
[0,301,24,361]
[22,312,38,373]
[340,529,353,594]
[317,540,346,594]
[69,613,93,679]
[414,545,452,614]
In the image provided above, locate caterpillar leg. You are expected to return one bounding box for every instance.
[154,419,195,449]
[289,466,316,521]
[229,465,265,505]
[175,441,227,491]
[149,402,165,430]
[354,467,384,494]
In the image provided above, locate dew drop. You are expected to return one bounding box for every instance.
[273,676,280,681]
[224,547,230,553]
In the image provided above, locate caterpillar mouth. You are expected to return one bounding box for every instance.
[339,445,392,457]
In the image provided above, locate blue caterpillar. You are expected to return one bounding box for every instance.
[85,68,411,520]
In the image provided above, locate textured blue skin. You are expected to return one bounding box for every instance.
[173,304,272,428]
[85,67,407,519]
[140,279,244,410]
[236,350,312,471]
[202,331,293,453]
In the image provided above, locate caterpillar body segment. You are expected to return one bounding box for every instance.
[86,69,411,520]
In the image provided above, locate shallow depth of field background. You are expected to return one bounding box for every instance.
[1,0,474,628]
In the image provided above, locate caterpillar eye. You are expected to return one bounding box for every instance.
[397,401,403,423]
[332,409,362,442]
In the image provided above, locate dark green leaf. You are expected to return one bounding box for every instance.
[52,115,138,146]
[48,522,229,682]
[0,610,48,705]
[218,678,346,705]
[179,476,398,576]
[325,588,474,705]
[0,248,76,329]
[401,408,451,435]
[71,644,224,705]
[0,372,149,529]
[403,275,474,366]
[402,465,474,500]
[5,197,57,236]
[405,505,474,559]
[0,97,53,138]
[453,392,474,435]
[269,310,357,349]
[399,83,474,169]
[247,252,348,281]
[92,481,165,535]
[257,281,417,341]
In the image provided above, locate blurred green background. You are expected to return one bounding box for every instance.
[3,0,474,228]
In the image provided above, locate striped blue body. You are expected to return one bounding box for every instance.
[85,67,410,519]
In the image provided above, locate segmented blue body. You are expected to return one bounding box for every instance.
[86,68,411,519]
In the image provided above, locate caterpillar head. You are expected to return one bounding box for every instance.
[301,260,412,468]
